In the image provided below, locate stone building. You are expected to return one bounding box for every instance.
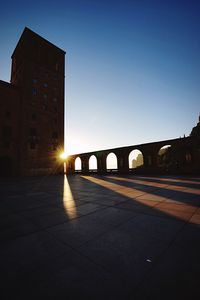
[66,117,200,175]
[0,27,65,176]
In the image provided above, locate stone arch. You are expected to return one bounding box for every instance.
[75,157,82,172]
[128,149,144,169]
[157,145,172,168]
[89,155,98,172]
[106,152,118,171]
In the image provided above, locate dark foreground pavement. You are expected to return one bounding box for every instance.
[0,174,200,299]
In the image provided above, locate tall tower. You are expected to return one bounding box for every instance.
[11,27,65,175]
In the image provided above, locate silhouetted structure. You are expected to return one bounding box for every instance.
[66,117,200,175]
[1,28,199,177]
[0,28,65,176]
[190,115,200,137]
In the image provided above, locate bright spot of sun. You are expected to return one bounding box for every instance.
[60,152,68,160]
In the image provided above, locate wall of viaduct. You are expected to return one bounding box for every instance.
[66,136,200,175]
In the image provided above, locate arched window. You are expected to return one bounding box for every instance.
[89,155,97,171]
[75,157,82,172]
[185,152,192,163]
[157,145,171,167]
[129,149,144,169]
[106,153,118,170]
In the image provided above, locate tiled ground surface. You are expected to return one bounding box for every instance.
[0,174,200,299]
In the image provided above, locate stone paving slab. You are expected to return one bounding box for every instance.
[0,174,200,299]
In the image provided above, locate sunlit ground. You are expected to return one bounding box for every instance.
[82,175,200,224]
[63,174,77,219]
[1,174,200,298]
[60,168,200,225]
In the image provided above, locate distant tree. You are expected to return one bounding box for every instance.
[132,154,144,168]
[132,159,137,168]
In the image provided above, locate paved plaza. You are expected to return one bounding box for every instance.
[0,174,200,299]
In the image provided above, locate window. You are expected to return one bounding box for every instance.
[185,153,192,162]
[30,128,37,137]
[2,126,12,138]
[31,113,37,121]
[30,142,36,150]
[52,143,58,150]
[5,111,11,119]
[32,88,37,95]
[52,132,58,139]
[3,141,10,149]
[2,126,12,148]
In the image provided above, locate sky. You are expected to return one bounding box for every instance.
[0,0,199,155]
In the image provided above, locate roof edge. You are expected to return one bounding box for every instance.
[11,27,66,58]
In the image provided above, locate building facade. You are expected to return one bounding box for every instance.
[0,27,65,176]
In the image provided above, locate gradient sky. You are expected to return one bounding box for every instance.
[0,0,199,155]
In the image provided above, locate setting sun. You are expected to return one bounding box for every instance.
[60,152,68,160]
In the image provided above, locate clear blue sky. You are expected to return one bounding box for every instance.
[0,0,199,154]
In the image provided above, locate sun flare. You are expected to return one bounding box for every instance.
[60,152,68,160]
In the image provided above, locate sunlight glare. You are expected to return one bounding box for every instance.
[60,152,68,160]
[63,175,77,219]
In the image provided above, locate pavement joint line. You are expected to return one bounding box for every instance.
[0,205,111,245]
[23,204,112,230]
[188,205,200,223]
[45,212,140,278]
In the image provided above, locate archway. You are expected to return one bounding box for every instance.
[75,157,82,172]
[157,145,172,168]
[106,152,118,171]
[89,155,97,172]
[128,149,144,169]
